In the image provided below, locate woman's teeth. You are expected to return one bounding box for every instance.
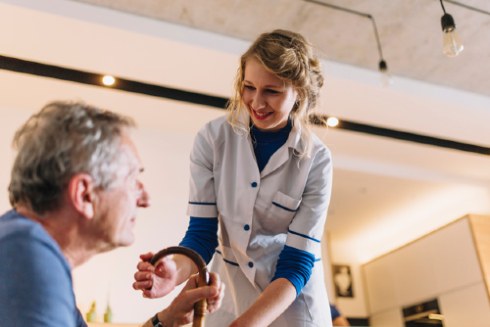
[255,111,270,118]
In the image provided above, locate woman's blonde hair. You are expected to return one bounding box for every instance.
[226,29,324,157]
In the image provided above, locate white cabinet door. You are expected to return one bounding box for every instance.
[430,219,482,294]
[364,218,484,316]
[369,308,404,327]
[439,281,490,327]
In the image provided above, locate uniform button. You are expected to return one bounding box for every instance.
[248,261,254,268]
[251,181,258,188]
[244,224,250,231]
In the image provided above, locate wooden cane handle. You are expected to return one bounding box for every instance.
[150,246,209,327]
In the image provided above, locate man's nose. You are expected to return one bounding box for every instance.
[137,182,150,208]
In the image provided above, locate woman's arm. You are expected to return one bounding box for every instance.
[230,278,296,327]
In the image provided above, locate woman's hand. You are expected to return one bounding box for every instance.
[132,252,179,298]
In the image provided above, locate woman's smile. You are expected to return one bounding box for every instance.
[251,110,273,121]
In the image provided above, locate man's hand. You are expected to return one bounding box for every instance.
[158,272,224,326]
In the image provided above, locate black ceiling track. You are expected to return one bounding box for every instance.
[309,115,489,155]
[1,54,489,156]
[0,55,228,109]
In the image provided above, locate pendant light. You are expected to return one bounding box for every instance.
[304,0,390,83]
[440,0,464,57]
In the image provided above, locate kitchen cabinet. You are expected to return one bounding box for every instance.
[363,214,490,327]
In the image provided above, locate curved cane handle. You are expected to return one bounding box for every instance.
[150,246,209,327]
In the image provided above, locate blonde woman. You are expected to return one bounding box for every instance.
[134,30,333,327]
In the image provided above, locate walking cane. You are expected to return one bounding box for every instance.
[150,246,209,327]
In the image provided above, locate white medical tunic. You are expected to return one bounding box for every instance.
[187,116,333,326]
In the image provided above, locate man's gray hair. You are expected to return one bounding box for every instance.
[9,101,135,214]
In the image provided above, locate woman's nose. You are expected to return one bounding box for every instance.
[251,93,265,110]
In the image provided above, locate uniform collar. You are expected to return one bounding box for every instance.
[285,119,303,152]
[244,115,303,153]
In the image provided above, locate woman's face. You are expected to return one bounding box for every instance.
[242,57,297,132]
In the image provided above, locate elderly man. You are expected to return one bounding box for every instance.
[0,101,222,326]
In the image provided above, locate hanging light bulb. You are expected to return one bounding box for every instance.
[440,0,464,57]
[378,59,392,86]
[372,17,392,86]
[441,13,464,57]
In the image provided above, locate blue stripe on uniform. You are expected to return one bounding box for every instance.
[272,201,298,212]
[188,201,217,205]
[287,228,321,243]
[215,250,239,266]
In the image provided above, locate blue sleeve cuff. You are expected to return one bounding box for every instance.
[179,217,218,264]
[271,245,315,296]
[330,304,341,320]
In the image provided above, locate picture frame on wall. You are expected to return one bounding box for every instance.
[333,264,354,298]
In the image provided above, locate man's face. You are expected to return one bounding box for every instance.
[92,132,149,250]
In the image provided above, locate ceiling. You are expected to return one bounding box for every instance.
[2,0,489,263]
[72,0,490,97]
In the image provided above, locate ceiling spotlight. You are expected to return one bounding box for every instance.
[440,0,464,57]
[102,75,116,86]
[326,116,339,127]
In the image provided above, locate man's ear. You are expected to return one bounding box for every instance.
[68,174,96,219]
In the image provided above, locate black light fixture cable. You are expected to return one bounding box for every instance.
[304,0,388,73]
[371,16,387,72]
[440,0,447,14]
[445,0,490,16]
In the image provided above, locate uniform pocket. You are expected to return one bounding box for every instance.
[271,191,301,213]
[261,191,302,233]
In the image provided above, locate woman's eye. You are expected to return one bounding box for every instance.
[266,89,280,94]
[244,85,255,91]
